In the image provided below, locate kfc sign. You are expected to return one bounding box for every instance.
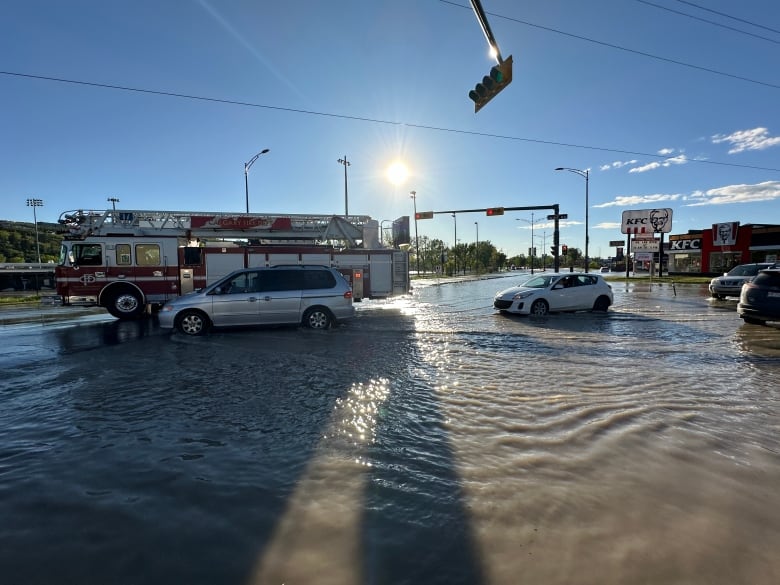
[670,238,701,250]
[621,208,673,234]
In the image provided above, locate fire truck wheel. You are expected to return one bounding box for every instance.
[106,290,145,319]
[302,307,332,329]
[176,310,210,336]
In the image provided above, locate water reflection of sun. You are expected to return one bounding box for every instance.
[386,160,409,186]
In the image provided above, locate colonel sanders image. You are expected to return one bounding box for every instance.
[714,222,737,246]
[649,208,670,233]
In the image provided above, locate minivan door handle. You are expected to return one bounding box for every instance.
[247,296,258,302]
[262,296,272,302]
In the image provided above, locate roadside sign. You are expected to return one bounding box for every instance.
[621,208,673,234]
[631,238,660,252]
[609,240,624,247]
[547,214,568,220]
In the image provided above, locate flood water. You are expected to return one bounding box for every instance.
[1,274,779,585]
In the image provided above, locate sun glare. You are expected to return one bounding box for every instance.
[386,161,409,186]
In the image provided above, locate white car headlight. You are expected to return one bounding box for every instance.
[513,291,535,300]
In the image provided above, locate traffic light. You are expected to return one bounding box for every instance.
[468,56,513,113]
[551,246,557,256]
[415,211,434,220]
[486,207,504,216]
[562,244,568,255]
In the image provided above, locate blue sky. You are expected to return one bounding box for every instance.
[3,0,779,258]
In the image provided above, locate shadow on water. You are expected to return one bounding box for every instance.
[2,311,485,584]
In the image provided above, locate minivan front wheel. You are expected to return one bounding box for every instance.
[303,307,332,329]
[176,310,210,335]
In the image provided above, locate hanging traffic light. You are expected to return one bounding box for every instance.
[550,246,557,256]
[415,211,434,220]
[562,244,568,255]
[486,207,505,216]
[468,56,513,113]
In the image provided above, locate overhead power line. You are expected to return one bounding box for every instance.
[438,0,780,90]
[634,0,780,45]
[2,70,779,174]
[674,0,780,36]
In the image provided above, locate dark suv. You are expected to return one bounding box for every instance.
[737,268,780,326]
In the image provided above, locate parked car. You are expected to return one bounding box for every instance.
[493,272,613,316]
[709,262,776,299]
[737,268,780,326]
[158,265,355,335]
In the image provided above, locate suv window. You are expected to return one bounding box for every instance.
[753,271,780,288]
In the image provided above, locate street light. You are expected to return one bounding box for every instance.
[244,148,270,213]
[26,198,43,264]
[107,197,119,212]
[337,156,351,218]
[410,191,420,275]
[517,212,540,274]
[555,167,589,272]
[474,221,479,274]
[452,213,457,275]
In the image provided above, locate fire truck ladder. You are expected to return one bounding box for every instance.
[58,209,372,246]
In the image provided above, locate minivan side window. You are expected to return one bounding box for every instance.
[257,270,302,292]
[303,270,336,290]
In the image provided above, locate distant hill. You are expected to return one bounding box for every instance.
[0,220,64,263]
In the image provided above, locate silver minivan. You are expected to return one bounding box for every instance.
[158,265,355,335]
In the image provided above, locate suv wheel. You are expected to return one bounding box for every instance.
[303,307,332,329]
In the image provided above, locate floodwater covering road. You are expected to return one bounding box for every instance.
[1,273,779,585]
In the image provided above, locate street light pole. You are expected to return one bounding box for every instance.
[474,221,479,274]
[107,197,119,212]
[244,148,270,213]
[452,213,457,275]
[410,191,420,275]
[555,167,589,272]
[26,198,43,264]
[338,156,351,218]
[517,212,538,274]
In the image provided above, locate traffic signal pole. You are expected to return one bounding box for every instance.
[415,204,563,272]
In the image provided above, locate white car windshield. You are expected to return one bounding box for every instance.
[520,275,557,288]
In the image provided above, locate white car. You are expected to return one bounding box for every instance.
[494,272,613,316]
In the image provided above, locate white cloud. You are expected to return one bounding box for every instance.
[600,159,638,171]
[594,193,682,208]
[657,148,675,155]
[683,181,780,206]
[628,154,688,173]
[594,222,621,229]
[711,128,780,154]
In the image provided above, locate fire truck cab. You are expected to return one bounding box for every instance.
[56,209,409,320]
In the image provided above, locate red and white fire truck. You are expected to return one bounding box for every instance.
[55,209,409,319]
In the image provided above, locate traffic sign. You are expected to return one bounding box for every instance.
[609,240,624,247]
[547,214,568,220]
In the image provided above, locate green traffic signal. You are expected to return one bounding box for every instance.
[468,55,513,113]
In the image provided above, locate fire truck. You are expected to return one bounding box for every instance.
[55,209,410,319]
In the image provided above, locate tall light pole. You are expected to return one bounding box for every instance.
[338,156,351,218]
[452,213,457,275]
[517,212,539,274]
[244,148,270,213]
[555,167,589,272]
[410,190,420,275]
[474,221,479,274]
[26,198,43,264]
[107,197,119,212]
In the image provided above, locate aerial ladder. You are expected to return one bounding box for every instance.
[58,209,373,247]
